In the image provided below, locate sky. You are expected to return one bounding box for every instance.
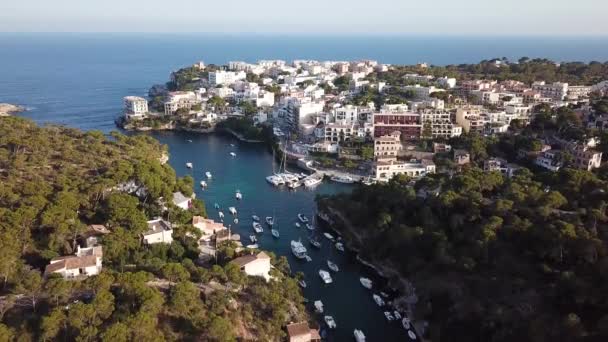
[1,0,607,36]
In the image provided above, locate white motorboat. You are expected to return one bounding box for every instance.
[324,315,337,329]
[266,175,284,186]
[214,203,220,209]
[408,330,416,340]
[297,213,309,223]
[186,162,193,169]
[233,218,239,224]
[360,277,373,289]
[271,229,280,238]
[246,244,259,249]
[249,235,257,243]
[288,181,301,189]
[294,222,301,228]
[305,223,314,231]
[380,292,389,298]
[318,270,333,284]
[384,311,395,321]
[327,260,339,272]
[235,190,242,200]
[265,216,274,226]
[314,300,324,313]
[330,175,354,184]
[304,177,322,188]
[298,280,307,288]
[335,242,345,252]
[291,240,307,259]
[205,171,212,178]
[252,222,263,233]
[305,255,312,262]
[323,232,335,241]
[354,329,366,342]
[230,152,236,157]
[393,311,402,319]
[187,139,193,143]
[373,294,385,306]
[228,207,237,215]
[200,180,207,187]
[230,143,235,147]
[218,211,225,219]
[402,317,411,330]
[252,215,260,222]
[308,237,321,249]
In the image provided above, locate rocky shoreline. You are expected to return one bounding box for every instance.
[0,103,25,116]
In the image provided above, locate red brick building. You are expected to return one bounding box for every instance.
[373,112,421,139]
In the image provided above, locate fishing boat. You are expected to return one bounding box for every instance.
[252,222,263,233]
[218,211,224,219]
[200,180,207,187]
[373,294,385,306]
[335,242,345,252]
[230,152,236,157]
[402,317,411,330]
[384,311,395,321]
[205,171,212,178]
[235,190,242,200]
[271,229,280,238]
[233,218,239,224]
[298,280,307,288]
[305,223,314,231]
[354,329,366,342]
[323,232,335,241]
[327,260,339,272]
[360,277,373,289]
[228,207,237,215]
[186,162,193,169]
[318,270,333,284]
[304,177,322,188]
[214,203,220,209]
[252,215,260,222]
[294,222,301,228]
[324,316,337,329]
[249,235,257,243]
[246,244,259,249]
[314,300,324,313]
[408,330,416,340]
[291,240,307,259]
[265,216,274,226]
[330,175,354,184]
[297,213,309,223]
[308,237,321,249]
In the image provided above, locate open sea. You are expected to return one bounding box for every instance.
[1,33,608,341]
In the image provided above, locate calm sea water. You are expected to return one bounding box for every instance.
[2,33,608,341]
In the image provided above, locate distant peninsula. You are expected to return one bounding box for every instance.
[0,103,25,116]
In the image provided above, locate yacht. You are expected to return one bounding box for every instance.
[252,222,263,233]
[318,270,333,284]
[228,207,237,215]
[327,260,339,272]
[265,216,274,226]
[205,171,212,178]
[294,222,301,228]
[235,190,242,200]
[271,229,280,238]
[186,162,193,169]
[305,223,314,231]
[291,240,307,259]
[402,317,411,330]
[323,232,335,241]
[330,175,354,184]
[335,242,345,252]
[249,235,257,243]
[298,280,307,288]
[324,316,337,329]
[360,277,373,289]
[252,215,260,222]
[230,152,236,157]
[384,311,395,321]
[304,177,322,188]
[308,237,321,249]
[354,329,366,342]
[314,300,324,313]
[373,294,385,306]
[408,330,416,340]
[297,213,309,223]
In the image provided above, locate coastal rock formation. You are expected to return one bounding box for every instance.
[0,103,25,116]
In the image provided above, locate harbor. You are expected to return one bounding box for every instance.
[151,130,414,341]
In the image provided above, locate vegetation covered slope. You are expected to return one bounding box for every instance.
[318,166,608,342]
[0,117,307,341]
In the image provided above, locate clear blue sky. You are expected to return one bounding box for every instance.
[1,0,606,36]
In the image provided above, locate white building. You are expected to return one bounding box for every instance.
[143,219,174,245]
[374,131,402,159]
[374,159,435,181]
[164,91,199,116]
[172,191,192,210]
[420,110,463,139]
[437,76,457,89]
[44,246,103,279]
[208,70,246,86]
[535,150,563,171]
[192,216,227,241]
[123,96,149,120]
[232,252,271,281]
[403,85,444,100]
[532,81,569,101]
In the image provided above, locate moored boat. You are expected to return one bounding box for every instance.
[249,235,257,243]
[252,215,260,222]
[314,300,324,313]
[323,232,334,241]
[235,190,242,200]
[408,330,416,340]
[246,244,259,249]
[384,311,395,321]
[335,242,345,251]
[298,280,307,288]
[271,229,279,238]
[354,329,366,342]
[304,177,322,188]
[218,211,224,219]
[291,240,307,259]
[318,270,333,284]
[228,207,237,215]
[200,180,207,187]
[360,277,373,289]
[402,317,411,330]
[297,213,309,223]
[265,216,274,226]
[324,315,337,329]
[373,294,385,306]
[308,237,321,248]
[186,162,193,169]
[252,222,263,233]
[294,222,301,228]
[233,218,239,224]
[205,171,212,178]
[330,175,354,183]
[327,260,339,272]
[305,223,314,231]
[214,203,220,209]
[230,152,236,157]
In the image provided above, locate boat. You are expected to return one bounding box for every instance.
[252,215,260,222]
[205,171,212,178]
[200,180,207,187]
[408,330,416,340]
[214,203,220,209]
[324,316,337,329]
[305,255,312,262]
[186,162,193,169]
[249,235,257,243]
[360,277,373,289]
[297,213,309,223]
[318,270,333,284]
[314,300,324,313]
[305,223,314,231]
[218,211,224,219]
[294,222,301,228]
[393,311,402,319]
[373,294,385,306]
[308,237,321,248]
[187,139,193,143]
[380,292,389,298]
[298,280,307,288]
[230,143,235,147]
[271,229,280,238]
[335,242,345,252]
[327,260,339,272]
[362,177,375,186]
[384,311,395,321]
[228,207,237,215]
[252,222,263,233]
[402,317,411,330]
[235,190,242,200]
[230,152,236,157]
[304,177,322,188]
[266,175,284,186]
[233,218,239,224]
[265,216,274,226]
[246,244,259,249]
[323,232,335,241]
[354,329,366,342]
[291,240,307,259]
[330,175,354,183]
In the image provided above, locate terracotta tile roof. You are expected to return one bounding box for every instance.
[232,254,257,267]
[44,255,98,274]
[286,322,310,338]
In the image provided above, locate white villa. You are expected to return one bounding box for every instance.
[44,246,103,279]
[173,191,193,210]
[192,216,227,241]
[232,251,271,281]
[143,219,174,245]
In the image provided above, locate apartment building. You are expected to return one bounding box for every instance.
[374,131,402,159]
[208,70,246,86]
[420,110,463,138]
[123,96,148,120]
[373,111,421,139]
[532,81,569,101]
